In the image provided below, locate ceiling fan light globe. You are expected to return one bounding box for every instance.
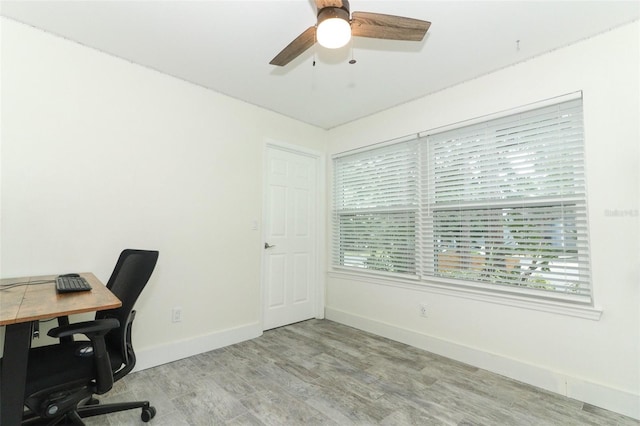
[317,17,351,49]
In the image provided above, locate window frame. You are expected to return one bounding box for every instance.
[331,92,598,314]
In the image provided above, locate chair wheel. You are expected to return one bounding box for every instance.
[141,406,156,422]
[87,397,100,405]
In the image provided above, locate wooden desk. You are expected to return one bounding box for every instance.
[0,273,121,425]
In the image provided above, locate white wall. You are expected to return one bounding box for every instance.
[325,22,639,419]
[0,18,326,365]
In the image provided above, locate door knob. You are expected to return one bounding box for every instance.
[264,242,276,249]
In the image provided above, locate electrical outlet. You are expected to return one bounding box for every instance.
[172,307,183,323]
[419,303,428,317]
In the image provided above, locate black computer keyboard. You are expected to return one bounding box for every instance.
[55,276,92,293]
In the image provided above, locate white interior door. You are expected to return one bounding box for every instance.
[263,144,318,330]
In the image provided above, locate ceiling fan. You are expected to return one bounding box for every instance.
[269,0,431,66]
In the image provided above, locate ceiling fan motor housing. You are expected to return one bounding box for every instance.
[316,2,352,49]
[317,6,350,26]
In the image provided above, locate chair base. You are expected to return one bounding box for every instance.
[22,399,156,425]
[78,399,156,422]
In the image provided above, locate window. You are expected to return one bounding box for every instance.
[333,142,418,275]
[333,96,592,303]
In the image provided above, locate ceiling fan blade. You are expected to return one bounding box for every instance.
[315,0,346,10]
[269,26,317,66]
[351,12,431,41]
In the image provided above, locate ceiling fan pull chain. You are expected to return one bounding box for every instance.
[313,30,317,67]
[349,37,357,64]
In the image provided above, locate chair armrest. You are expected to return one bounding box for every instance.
[56,315,74,344]
[47,318,120,394]
[48,318,120,339]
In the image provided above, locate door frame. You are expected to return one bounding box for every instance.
[261,139,326,330]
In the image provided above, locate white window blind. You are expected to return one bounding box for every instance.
[333,96,591,303]
[333,141,419,275]
[421,98,590,301]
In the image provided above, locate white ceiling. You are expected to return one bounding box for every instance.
[2,1,638,129]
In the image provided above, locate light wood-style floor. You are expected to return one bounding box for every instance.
[84,319,637,425]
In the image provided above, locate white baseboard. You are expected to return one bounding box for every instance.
[325,307,639,420]
[133,321,262,372]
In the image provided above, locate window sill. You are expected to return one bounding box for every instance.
[328,269,603,321]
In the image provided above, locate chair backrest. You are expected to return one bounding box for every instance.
[95,249,159,362]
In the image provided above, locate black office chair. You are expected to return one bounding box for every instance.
[21,249,159,425]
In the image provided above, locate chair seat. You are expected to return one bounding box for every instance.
[25,342,123,398]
